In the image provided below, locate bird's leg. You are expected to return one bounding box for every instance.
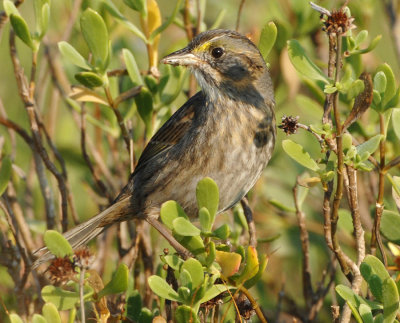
[240,197,257,247]
[145,216,193,259]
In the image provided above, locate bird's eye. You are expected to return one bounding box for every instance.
[211,47,224,58]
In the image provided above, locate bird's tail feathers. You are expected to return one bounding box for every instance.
[32,197,131,269]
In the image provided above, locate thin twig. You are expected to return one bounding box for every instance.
[235,0,246,31]
[371,113,387,266]
[293,182,313,312]
[9,31,71,231]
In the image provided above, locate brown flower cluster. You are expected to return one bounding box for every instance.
[323,9,356,35]
[47,248,94,284]
[279,115,299,135]
[47,256,76,285]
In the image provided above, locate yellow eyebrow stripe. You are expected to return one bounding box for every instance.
[194,41,212,52]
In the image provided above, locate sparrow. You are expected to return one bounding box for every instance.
[33,29,275,267]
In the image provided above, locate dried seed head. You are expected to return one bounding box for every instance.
[237,297,255,320]
[323,9,356,35]
[73,247,94,269]
[47,256,76,284]
[278,115,299,135]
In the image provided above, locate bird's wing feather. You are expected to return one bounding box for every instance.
[133,92,203,173]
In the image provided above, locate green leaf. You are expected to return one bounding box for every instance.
[42,303,61,323]
[0,156,12,196]
[58,41,91,70]
[179,269,192,290]
[196,177,219,219]
[282,139,320,171]
[135,88,153,137]
[175,305,200,323]
[347,79,365,100]
[181,258,204,289]
[369,274,383,302]
[98,263,129,298]
[43,230,73,257]
[355,30,368,46]
[205,241,216,267]
[342,133,353,153]
[41,285,80,310]
[75,71,104,88]
[335,285,364,323]
[144,75,158,94]
[32,314,47,323]
[212,224,230,240]
[377,63,396,107]
[244,254,268,289]
[3,0,20,16]
[199,207,212,232]
[80,8,109,68]
[9,314,24,323]
[259,21,277,61]
[125,291,141,321]
[235,246,259,284]
[137,308,153,323]
[374,71,387,94]
[356,134,384,156]
[381,210,400,244]
[160,200,188,230]
[123,0,147,16]
[173,217,201,237]
[122,49,143,85]
[10,14,34,49]
[287,39,329,84]
[199,284,229,303]
[363,255,400,322]
[148,275,181,301]
[163,254,184,271]
[359,304,373,323]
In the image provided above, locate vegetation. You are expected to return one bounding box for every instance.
[1,0,400,322]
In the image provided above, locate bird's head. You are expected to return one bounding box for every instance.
[161,29,274,105]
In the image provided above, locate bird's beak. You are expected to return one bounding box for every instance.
[161,47,199,67]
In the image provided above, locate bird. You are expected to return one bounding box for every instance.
[33,29,276,267]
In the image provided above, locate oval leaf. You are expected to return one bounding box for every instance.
[75,71,104,88]
[215,251,242,278]
[122,48,143,85]
[287,39,329,84]
[41,285,80,310]
[181,258,204,289]
[392,109,400,140]
[43,230,73,257]
[10,14,34,49]
[259,21,277,61]
[175,305,200,323]
[173,217,201,237]
[282,139,320,171]
[380,210,400,244]
[356,134,383,156]
[80,8,109,68]
[160,200,188,230]
[236,246,259,284]
[148,275,181,301]
[42,303,61,323]
[58,41,91,70]
[32,314,47,323]
[196,177,219,219]
[98,263,129,298]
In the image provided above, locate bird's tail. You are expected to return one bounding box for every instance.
[32,197,131,269]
